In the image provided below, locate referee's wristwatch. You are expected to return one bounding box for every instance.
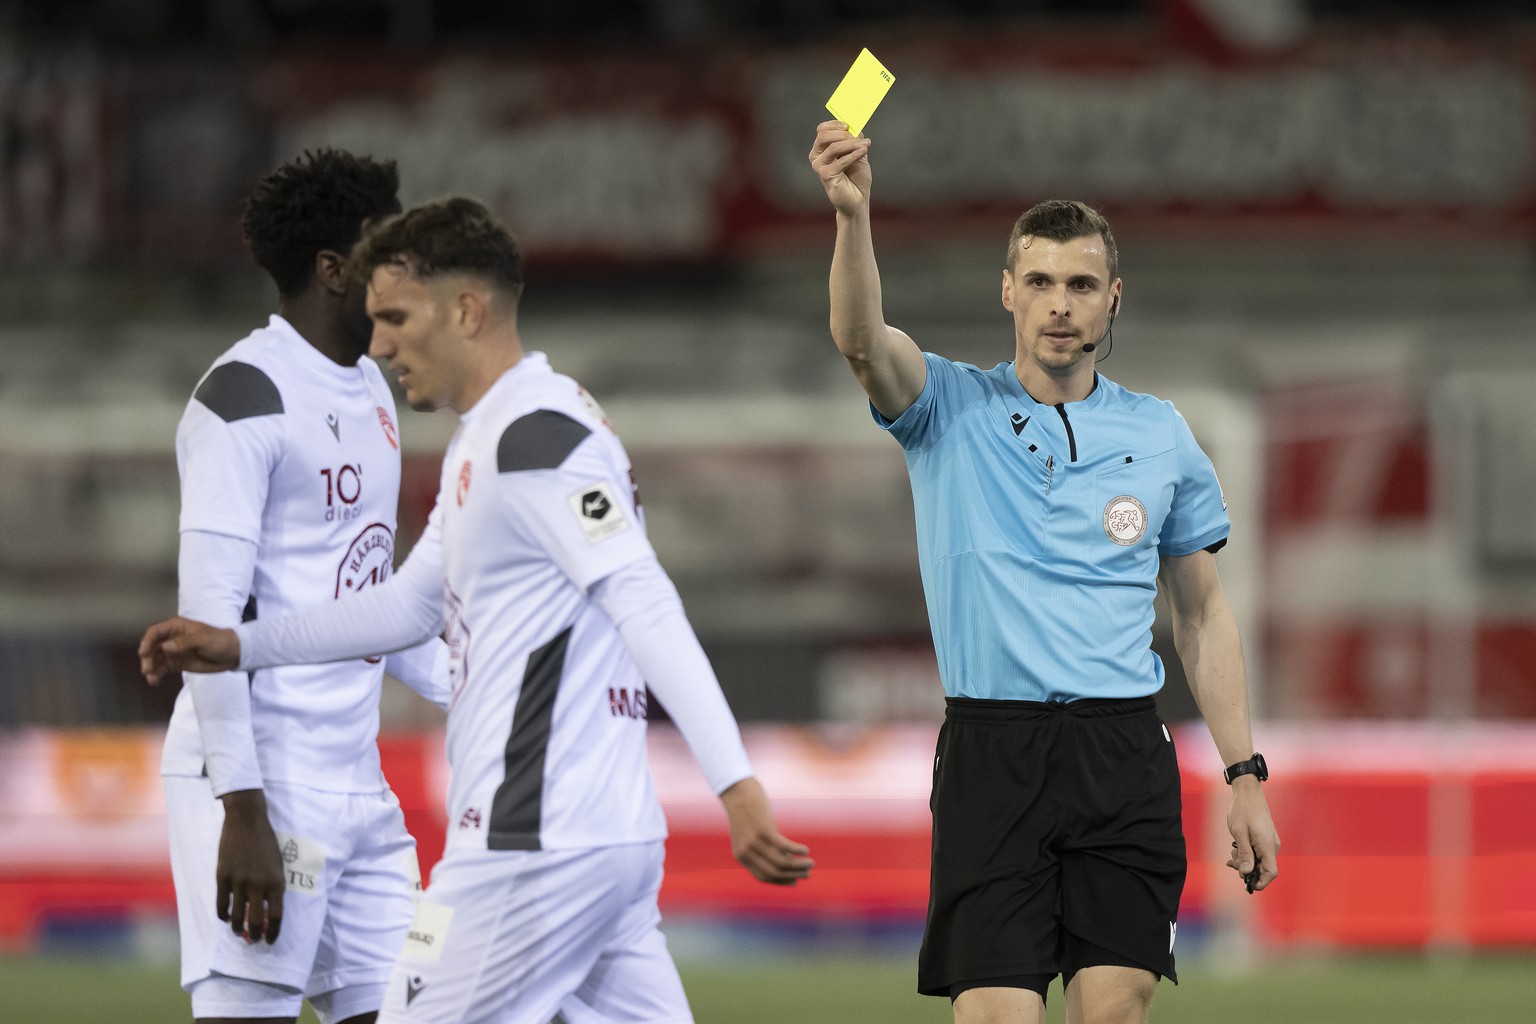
[1223,752,1268,785]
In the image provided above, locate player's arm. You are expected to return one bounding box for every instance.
[173,363,293,942]
[809,120,926,420]
[1159,550,1279,892]
[173,369,276,791]
[239,504,448,669]
[591,561,813,886]
[177,530,288,944]
[142,502,449,681]
[177,530,262,799]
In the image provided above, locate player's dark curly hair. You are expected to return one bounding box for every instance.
[241,149,402,296]
[1006,200,1118,281]
[351,196,526,301]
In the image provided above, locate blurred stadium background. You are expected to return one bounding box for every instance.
[3,0,1535,1020]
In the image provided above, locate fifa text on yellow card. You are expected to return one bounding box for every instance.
[826,48,895,137]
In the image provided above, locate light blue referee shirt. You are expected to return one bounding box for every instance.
[875,353,1231,702]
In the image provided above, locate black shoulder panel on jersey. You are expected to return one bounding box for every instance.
[497,410,592,473]
[193,362,284,422]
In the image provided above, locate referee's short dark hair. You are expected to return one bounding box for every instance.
[241,149,401,297]
[1006,200,1118,281]
[351,197,525,303]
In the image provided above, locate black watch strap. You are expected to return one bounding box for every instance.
[1223,752,1268,785]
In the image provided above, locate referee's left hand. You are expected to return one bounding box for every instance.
[1226,777,1280,892]
[719,776,814,886]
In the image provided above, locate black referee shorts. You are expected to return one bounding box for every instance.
[917,695,1186,998]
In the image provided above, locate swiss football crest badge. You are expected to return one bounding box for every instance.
[1103,495,1148,546]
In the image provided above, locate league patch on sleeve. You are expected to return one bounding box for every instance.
[567,481,629,542]
[403,900,455,963]
[274,832,326,895]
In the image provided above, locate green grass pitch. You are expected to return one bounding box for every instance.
[0,952,1531,1022]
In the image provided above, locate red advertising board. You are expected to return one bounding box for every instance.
[4,724,1536,950]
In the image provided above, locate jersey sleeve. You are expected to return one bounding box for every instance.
[493,411,654,590]
[1159,407,1232,557]
[871,351,988,452]
[592,560,753,795]
[384,638,452,711]
[176,361,287,542]
[178,529,263,796]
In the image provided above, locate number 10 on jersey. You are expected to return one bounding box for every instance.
[320,464,364,522]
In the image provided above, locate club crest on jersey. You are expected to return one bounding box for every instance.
[377,406,399,450]
[456,460,472,507]
[337,523,394,596]
[1103,495,1148,546]
[567,481,628,542]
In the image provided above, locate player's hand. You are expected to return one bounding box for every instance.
[809,120,873,216]
[139,616,240,684]
[719,776,814,886]
[1225,778,1279,892]
[217,789,286,944]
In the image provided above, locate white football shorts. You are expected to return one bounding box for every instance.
[166,775,421,1016]
[378,839,692,1024]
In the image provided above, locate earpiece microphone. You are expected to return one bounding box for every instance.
[1082,295,1118,354]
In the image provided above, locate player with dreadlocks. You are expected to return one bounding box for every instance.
[159,149,452,1024]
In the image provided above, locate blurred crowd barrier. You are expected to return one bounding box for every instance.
[2,723,1534,951]
[1263,371,1536,719]
[2,29,1533,272]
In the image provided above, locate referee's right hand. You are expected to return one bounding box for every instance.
[810,120,873,218]
[140,616,241,683]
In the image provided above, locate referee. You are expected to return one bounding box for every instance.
[809,122,1280,1024]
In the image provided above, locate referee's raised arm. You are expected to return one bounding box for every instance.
[810,120,926,421]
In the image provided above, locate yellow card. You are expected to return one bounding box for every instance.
[826,48,895,137]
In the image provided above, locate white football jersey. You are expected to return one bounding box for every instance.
[432,352,666,851]
[161,315,407,792]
